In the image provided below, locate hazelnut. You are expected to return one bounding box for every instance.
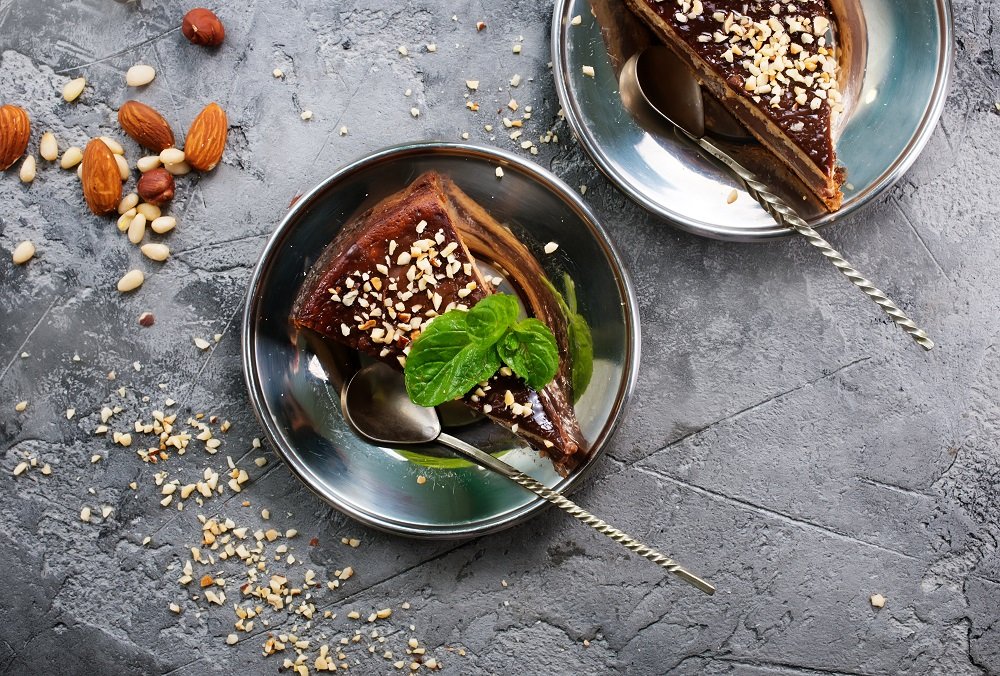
[137,168,175,205]
[182,8,225,47]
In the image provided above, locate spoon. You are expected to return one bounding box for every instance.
[340,361,716,595]
[620,46,934,351]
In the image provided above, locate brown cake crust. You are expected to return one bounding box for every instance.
[623,0,847,211]
[292,172,586,475]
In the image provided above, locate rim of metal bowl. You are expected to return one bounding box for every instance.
[550,0,954,240]
[241,141,641,539]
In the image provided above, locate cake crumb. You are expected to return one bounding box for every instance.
[870,593,886,609]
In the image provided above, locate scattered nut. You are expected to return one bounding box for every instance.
[150,216,176,234]
[136,203,161,221]
[12,240,35,265]
[300,110,313,121]
[115,153,130,180]
[81,138,123,215]
[126,64,156,87]
[19,155,35,183]
[60,146,83,169]
[136,155,161,173]
[159,147,185,165]
[870,593,886,609]
[119,192,139,215]
[119,101,176,152]
[39,131,58,161]
[163,161,191,176]
[543,241,559,254]
[0,104,30,170]
[141,242,170,261]
[117,269,145,293]
[582,65,595,77]
[726,189,739,204]
[139,311,155,327]
[137,168,175,205]
[127,212,147,244]
[182,8,225,47]
[63,77,86,102]
[100,136,125,155]
[184,102,227,171]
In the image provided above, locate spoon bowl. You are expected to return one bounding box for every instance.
[340,362,715,594]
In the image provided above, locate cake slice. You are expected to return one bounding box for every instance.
[291,171,586,475]
[623,0,848,210]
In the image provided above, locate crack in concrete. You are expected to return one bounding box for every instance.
[633,465,919,561]
[55,26,181,74]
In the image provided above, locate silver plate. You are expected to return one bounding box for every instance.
[552,0,954,240]
[241,142,640,538]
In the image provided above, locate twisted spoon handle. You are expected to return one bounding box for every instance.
[694,136,934,351]
[438,433,715,595]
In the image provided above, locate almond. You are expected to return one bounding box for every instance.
[81,138,123,215]
[0,104,30,171]
[184,102,227,171]
[118,100,175,152]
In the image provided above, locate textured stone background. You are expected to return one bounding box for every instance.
[1,0,998,674]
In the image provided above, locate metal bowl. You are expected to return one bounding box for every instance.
[242,142,640,538]
[552,0,954,240]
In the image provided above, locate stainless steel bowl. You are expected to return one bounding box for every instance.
[552,0,954,240]
[241,142,640,538]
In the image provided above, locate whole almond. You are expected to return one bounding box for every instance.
[184,102,227,171]
[118,100,175,152]
[0,104,31,170]
[81,138,123,215]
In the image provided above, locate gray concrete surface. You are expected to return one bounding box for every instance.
[1,0,998,674]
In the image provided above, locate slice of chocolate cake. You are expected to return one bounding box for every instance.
[624,0,848,211]
[292,171,586,475]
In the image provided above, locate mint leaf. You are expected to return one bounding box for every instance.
[543,275,593,402]
[404,311,501,407]
[497,319,559,390]
[466,293,519,344]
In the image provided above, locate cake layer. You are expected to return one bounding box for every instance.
[625,0,847,210]
[292,172,586,474]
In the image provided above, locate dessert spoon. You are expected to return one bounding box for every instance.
[340,361,715,595]
[620,46,934,351]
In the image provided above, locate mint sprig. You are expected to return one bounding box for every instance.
[403,294,559,407]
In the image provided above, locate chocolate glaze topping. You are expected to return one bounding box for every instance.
[641,0,840,174]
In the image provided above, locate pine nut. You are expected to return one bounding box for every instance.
[128,213,147,244]
[163,161,191,176]
[40,132,58,161]
[136,203,161,221]
[117,269,145,293]
[100,136,125,155]
[141,243,170,261]
[159,148,185,165]
[12,240,35,265]
[19,155,35,183]
[63,77,86,102]
[115,153,130,180]
[60,146,83,169]
[117,210,135,232]
[118,193,139,214]
[77,163,83,179]
[125,64,156,87]
[150,216,176,234]
[136,155,161,172]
